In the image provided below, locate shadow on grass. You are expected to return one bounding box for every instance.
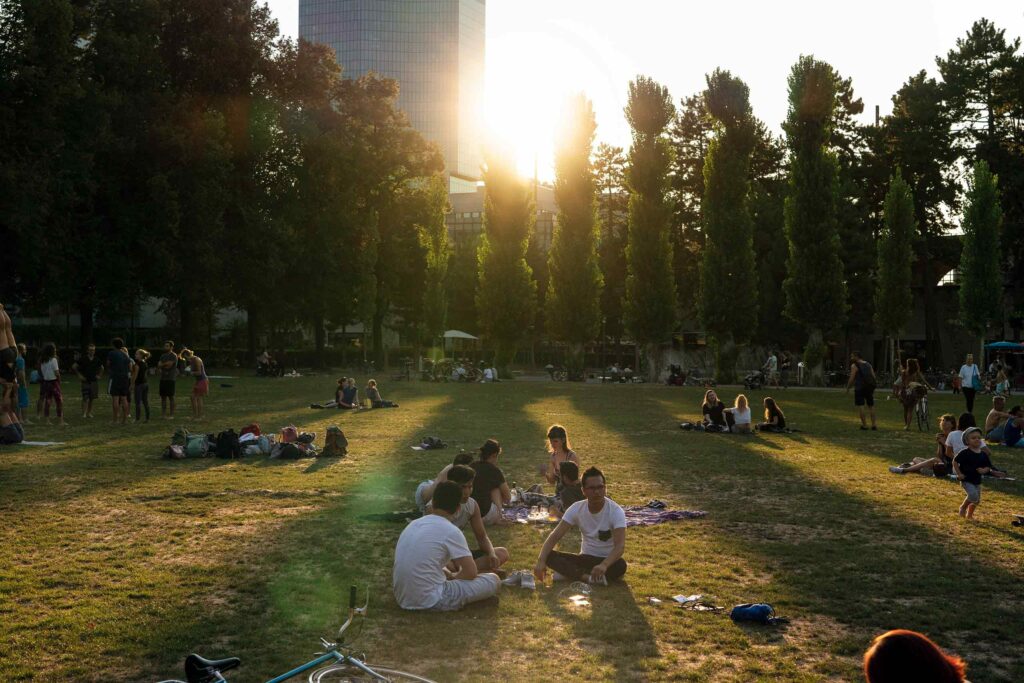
[566,384,1024,681]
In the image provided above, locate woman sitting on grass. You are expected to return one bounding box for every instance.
[543,424,579,492]
[725,394,753,434]
[755,397,786,432]
[898,359,932,431]
[310,377,360,410]
[889,413,956,476]
[863,629,967,682]
[701,390,733,431]
[945,412,989,459]
[365,379,398,408]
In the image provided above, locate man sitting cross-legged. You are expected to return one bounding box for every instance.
[428,465,510,573]
[393,481,501,611]
[533,466,627,585]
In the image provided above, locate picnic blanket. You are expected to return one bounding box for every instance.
[18,441,67,447]
[502,503,707,526]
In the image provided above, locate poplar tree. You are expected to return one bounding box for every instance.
[420,174,451,354]
[874,170,916,372]
[698,69,757,382]
[476,152,537,374]
[547,93,603,371]
[782,56,848,385]
[624,76,677,381]
[959,160,1003,359]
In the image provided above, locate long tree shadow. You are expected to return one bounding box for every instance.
[567,383,1024,682]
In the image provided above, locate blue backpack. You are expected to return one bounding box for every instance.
[729,603,777,624]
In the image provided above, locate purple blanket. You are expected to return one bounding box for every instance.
[502,504,707,526]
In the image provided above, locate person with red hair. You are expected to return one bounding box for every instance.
[863,629,967,682]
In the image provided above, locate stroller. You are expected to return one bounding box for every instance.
[743,370,765,390]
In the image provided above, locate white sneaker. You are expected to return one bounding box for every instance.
[501,571,523,587]
[889,466,905,474]
[587,574,608,587]
[520,573,536,590]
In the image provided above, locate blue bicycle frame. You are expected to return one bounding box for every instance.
[266,650,387,683]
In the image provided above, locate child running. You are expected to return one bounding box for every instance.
[953,427,1007,520]
[38,343,67,426]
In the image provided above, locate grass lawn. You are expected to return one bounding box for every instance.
[2,376,1023,682]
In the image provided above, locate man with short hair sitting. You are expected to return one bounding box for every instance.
[533,466,627,585]
[393,481,501,611]
[985,395,1011,443]
[433,465,510,572]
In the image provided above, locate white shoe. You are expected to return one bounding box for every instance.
[501,571,523,587]
[587,574,608,586]
[520,573,536,590]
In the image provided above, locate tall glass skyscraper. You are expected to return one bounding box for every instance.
[299,0,485,192]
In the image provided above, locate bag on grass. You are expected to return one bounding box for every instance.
[280,425,298,443]
[257,435,272,455]
[322,426,348,457]
[297,431,316,445]
[240,423,261,438]
[184,434,209,458]
[420,436,446,450]
[163,445,185,460]
[729,603,776,624]
[277,442,303,460]
[215,429,242,459]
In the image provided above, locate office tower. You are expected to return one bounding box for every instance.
[300,0,485,192]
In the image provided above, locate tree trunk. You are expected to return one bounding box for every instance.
[179,298,195,349]
[714,335,737,384]
[805,327,825,386]
[314,315,326,368]
[372,308,385,369]
[78,300,94,350]
[644,342,660,383]
[920,239,943,367]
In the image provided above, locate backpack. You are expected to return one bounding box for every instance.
[215,429,242,459]
[421,436,446,450]
[184,434,209,458]
[163,445,185,460]
[239,423,261,438]
[729,603,779,625]
[323,426,348,457]
[280,425,298,443]
[172,427,189,447]
[277,442,303,460]
[297,431,316,445]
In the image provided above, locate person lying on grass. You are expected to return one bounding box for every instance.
[890,413,956,476]
[365,379,398,408]
[534,466,627,585]
[953,427,1008,521]
[470,439,512,526]
[426,465,509,573]
[415,452,475,512]
[755,397,787,432]
[392,481,501,611]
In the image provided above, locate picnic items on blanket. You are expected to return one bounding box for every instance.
[502,500,707,526]
[165,426,275,459]
[411,436,447,451]
[17,441,67,446]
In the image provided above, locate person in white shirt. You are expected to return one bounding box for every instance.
[427,465,509,572]
[945,412,989,459]
[482,367,494,382]
[533,466,627,584]
[37,343,67,426]
[958,354,981,414]
[726,394,753,434]
[392,481,500,611]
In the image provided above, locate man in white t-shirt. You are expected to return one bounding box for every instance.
[393,481,500,611]
[427,465,509,572]
[533,466,627,584]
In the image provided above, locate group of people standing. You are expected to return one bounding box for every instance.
[394,425,628,611]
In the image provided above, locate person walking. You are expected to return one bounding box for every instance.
[958,353,981,414]
[846,350,877,431]
[37,343,67,426]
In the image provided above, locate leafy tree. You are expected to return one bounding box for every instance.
[698,69,757,382]
[593,142,629,360]
[547,94,603,370]
[419,174,451,354]
[446,235,480,334]
[886,71,958,363]
[782,56,847,384]
[875,170,917,372]
[624,76,677,381]
[958,160,1003,359]
[476,151,537,373]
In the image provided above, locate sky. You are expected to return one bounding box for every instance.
[266,0,1024,178]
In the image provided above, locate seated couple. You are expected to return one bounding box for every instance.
[984,396,1024,447]
[416,439,511,525]
[701,391,786,433]
[311,378,397,410]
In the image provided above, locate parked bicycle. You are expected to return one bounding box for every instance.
[915,393,929,432]
[159,587,434,683]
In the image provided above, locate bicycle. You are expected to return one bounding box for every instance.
[915,394,929,432]
[159,587,435,683]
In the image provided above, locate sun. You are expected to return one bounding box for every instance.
[485,22,622,181]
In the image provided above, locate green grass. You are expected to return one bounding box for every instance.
[2,377,1023,682]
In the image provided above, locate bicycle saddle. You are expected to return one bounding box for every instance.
[184,653,241,682]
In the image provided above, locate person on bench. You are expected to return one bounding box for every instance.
[392,481,501,611]
[533,466,627,585]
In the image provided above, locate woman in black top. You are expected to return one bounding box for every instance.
[131,349,151,422]
[701,390,734,431]
[756,397,787,432]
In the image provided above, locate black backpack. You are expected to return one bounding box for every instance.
[215,429,242,459]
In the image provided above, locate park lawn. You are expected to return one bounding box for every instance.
[1,376,1023,682]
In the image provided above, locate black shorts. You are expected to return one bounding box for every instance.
[81,380,99,400]
[110,376,130,397]
[159,379,176,398]
[854,387,875,407]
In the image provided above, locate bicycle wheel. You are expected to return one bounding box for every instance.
[916,399,928,431]
[309,662,437,683]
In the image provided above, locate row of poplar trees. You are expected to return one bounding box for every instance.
[475,18,1020,383]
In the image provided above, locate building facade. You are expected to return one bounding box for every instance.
[299,0,485,192]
